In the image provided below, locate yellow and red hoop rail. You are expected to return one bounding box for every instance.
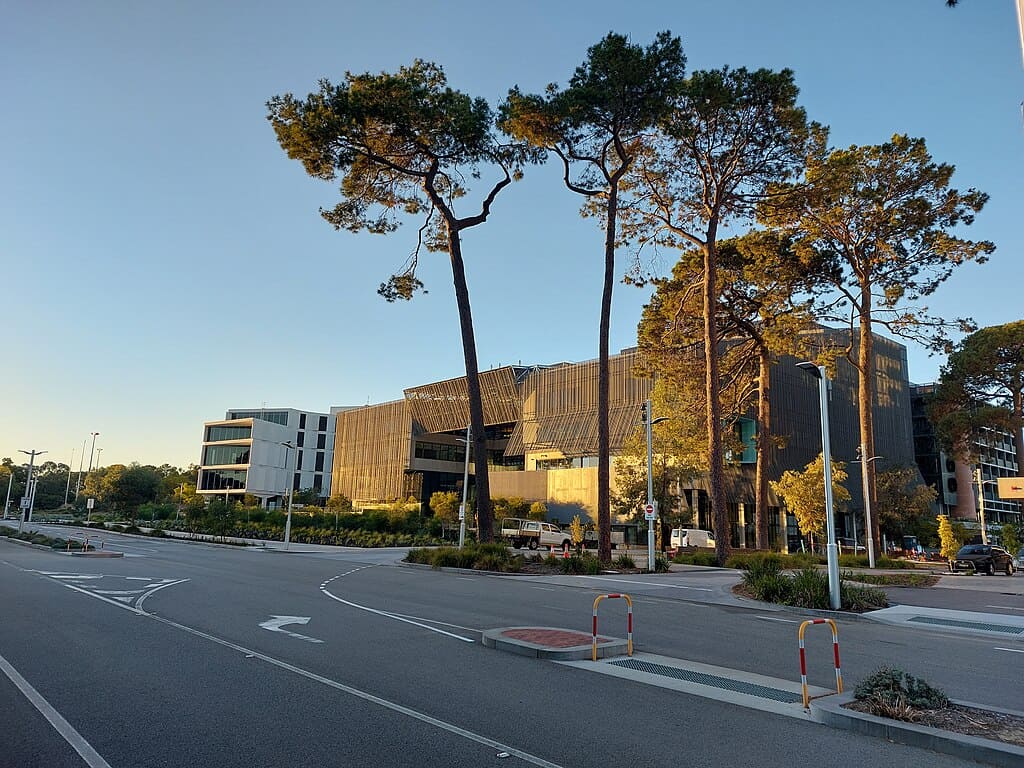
[592,593,633,661]
[798,618,843,708]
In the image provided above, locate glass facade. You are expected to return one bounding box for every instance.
[203,445,250,466]
[205,425,252,442]
[415,441,466,463]
[200,469,247,490]
[230,410,289,425]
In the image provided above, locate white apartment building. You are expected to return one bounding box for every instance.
[197,407,341,506]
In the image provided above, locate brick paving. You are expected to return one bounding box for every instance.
[501,628,610,647]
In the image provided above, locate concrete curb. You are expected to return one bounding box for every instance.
[0,535,122,557]
[481,627,628,660]
[812,692,1024,768]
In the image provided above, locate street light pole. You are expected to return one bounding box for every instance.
[87,432,99,474]
[74,438,86,501]
[643,400,670,572]
[975,468,998,544]
[3,469,13,519]
[459,424,471,549]
[796,363,840,611]
[94,447,103,469]
[18,449,46,533]
[280,441,299,550]
[64,448,75,506]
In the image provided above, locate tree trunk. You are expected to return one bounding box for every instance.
[597,187,617,564]
[703,237,730,565]
[755,351,771,550]
[1013,386,1023,480]
[447,225,491,542]
[857,297,878,561]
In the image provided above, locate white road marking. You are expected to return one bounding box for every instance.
[529,586,555,591]
[576,575,713,591]
[455,577,476,581]
[125,577,153,581]
[985,605,1024,611]
[757,616,799,624]
[381,612,479,633]
[321,565,475,643]
[136,579,189,612]
[994,647,1024,654]
[28,574,563,768]
[259,615,324,644]
[93,589,146,596]
[0,652,114,768]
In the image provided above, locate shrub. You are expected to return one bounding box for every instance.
[741,557,792,604]
[854,666,948,720]
[875,555,909,569]
[838,554,869,568]
[560,553,601,575]
[840,579,889,611]
[787,567,830,608]
[676,551,719,567]
[654,555,671,573]
[613,554,636,569]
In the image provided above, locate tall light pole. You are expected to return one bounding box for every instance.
[3,469,13,519]
[643,400,669,572]
[94,447,103,469]
[796,363,840,611]
[458,424,471,548]
[854,447,882,568]
[74,438,86,501]
[87,432,99,474]
[18,449,46,533]
[975,468,999,544]
[280,441,298,549]
[64,448,75,506]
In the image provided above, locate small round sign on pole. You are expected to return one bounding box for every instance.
[644,503,655,521]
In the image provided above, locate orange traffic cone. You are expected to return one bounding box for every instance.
[563,547,570,559]
[549,545,556,557]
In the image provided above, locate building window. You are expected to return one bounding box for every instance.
[297,450,304,470]
[199,469,247,490]
[317,433,326,450]
[205,425,251,442]
[202,445,250,466]
[299,413,307,429]
[297,432,304,447]
[313,474,323,493]
[229,411,288,425]
[293,472,301,492]
[948,478,957,492]
[414,441,466,463]
[318,415,328,431]
[315,452,325,471]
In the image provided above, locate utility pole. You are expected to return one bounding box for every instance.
[3,469,13,519]
[18,450,46,536]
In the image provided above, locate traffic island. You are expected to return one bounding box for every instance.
[481,627,628,661]
[812,692,1024,768]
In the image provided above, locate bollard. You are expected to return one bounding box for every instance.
[798,619,843,708]
[592,593,633,661]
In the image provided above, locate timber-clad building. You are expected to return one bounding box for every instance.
[328,328,918,549]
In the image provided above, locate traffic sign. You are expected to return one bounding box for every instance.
[458,503,465,520]
[19,497,30,510]
[87,498,95,510]
[644,502,655,521]
[997,477,1024,499]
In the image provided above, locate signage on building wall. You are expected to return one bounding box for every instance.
[996,477,1024,499]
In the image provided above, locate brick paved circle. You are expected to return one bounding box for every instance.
[501,628,611,648]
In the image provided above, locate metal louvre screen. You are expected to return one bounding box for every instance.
[332,400,412,504]
[404,367,525,434]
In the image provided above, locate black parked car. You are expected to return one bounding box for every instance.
[952,544,1017,575]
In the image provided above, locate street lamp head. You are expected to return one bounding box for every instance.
[280,440,295,449]
[651,416,670,426]
[795,361,822,379]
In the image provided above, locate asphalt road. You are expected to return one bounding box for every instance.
[1,527,1021,768]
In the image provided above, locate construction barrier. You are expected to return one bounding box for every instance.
[798,619,843,708]
[592,593,633,661]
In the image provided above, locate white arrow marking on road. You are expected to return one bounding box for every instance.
[259,616,324,644]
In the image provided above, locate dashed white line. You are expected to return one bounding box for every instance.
[994,647,1024,654]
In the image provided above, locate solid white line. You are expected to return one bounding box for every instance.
[576,575,713,591]
[985,605,1024,611]
[381,612,480,633]
[756,616,799,624]
[0,652,113,768]
[320,587,474,643]
[136,579,190,613]
[994,647,1024,653]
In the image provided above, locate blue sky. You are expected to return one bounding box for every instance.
[2,0,1021,470]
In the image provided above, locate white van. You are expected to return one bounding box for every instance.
[670,528,716,550]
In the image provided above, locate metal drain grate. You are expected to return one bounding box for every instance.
[908,616,1024,635]
[608,659,802,703]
